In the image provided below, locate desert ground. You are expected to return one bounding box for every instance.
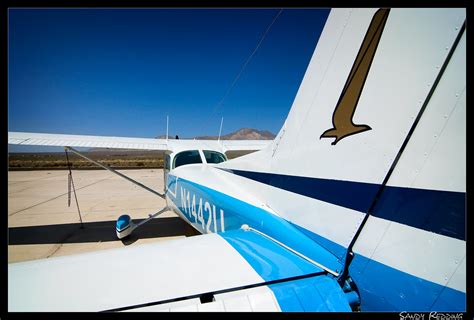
[8,169,197,263]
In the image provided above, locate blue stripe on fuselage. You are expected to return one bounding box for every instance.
[219,229,352,311]
[167,174,353,311]
[349,253,466,311]
[219,229,322,280]
[290,222,348,261]
[224,169,465,241]
[225,169,378,213]
[166,173,465,312]
[282,222,466,311]
[166,174,343,274]
[287,224,466,311]
[282,221,466,312]
[268,276,352,311]
[372,186,465,240]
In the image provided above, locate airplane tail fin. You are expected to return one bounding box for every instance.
[219,8,465,310]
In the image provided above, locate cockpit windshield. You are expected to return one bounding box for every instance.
[203,150,227,164]
[173,150,202,169]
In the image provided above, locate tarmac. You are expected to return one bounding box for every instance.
[8,169,196,263]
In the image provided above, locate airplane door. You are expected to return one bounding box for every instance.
[163,153,171,193]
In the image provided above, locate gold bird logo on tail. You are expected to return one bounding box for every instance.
[321,9,390,145]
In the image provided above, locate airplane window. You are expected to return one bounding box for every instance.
[173,150,202,169]
[203,150,227,164]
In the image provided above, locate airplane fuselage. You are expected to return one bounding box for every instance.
[165,162,345,280]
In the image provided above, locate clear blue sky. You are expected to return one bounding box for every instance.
[8,8,329,150]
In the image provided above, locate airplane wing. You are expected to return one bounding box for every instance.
[8,228,352,312]
[8,131,271,153]
[219,140,271,152]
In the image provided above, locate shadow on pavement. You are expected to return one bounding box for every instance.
[8,217,199,245]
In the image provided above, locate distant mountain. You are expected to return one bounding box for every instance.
[155,128,276,140]
[194,128,276,140]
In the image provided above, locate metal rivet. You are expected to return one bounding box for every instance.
[434,134,438,138]
[445,46,449,50]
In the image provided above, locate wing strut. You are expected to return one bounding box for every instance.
[64,146,165,199]
[65,148,84,228]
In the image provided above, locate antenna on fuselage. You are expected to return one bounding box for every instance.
[166,115,169,141]
[218,117,224,142]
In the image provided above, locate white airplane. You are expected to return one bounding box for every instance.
[8,8,466,312]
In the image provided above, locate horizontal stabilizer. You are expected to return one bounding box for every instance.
[9,229,352,312]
